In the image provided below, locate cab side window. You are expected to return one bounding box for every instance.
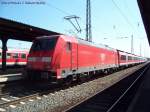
[121,55,126,60]
[66,42,71,52]
[128,56,132,60]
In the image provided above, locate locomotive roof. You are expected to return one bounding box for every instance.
[77,38,146,58]
[34,35,146,58]
[77,38,117,52]
[35,35,59,39]
[35,35,116,52]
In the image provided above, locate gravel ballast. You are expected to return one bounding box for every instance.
[5,64,146,112]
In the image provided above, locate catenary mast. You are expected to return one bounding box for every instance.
[86,0,92,42]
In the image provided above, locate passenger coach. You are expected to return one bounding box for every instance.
[0,48,28,67]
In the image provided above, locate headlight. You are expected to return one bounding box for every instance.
[42,57,51,62]
[28,57,51,62]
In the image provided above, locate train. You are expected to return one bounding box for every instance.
[26,35,147,83]
[0,48,29,67]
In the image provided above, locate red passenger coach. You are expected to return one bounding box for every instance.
[0,48,28,67]
[117,50,146,67]
[27,35,119,82]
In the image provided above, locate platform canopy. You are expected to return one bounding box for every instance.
[138,0,150,45]
[0,17,61,71]
[0,17,60,41]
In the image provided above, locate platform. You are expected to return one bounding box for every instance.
[0,73,24,82]
[127,65,150,112]
[0,68,25,82]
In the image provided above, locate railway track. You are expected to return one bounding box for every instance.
[0,67,25,75]
[0,79,73,111]
[66,63,149,112]
[0,63,147,112]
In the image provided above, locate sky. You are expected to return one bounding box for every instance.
[0,0,150,57]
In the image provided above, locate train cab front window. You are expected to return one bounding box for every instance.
[31,37,58,51]
[66,42,71,52]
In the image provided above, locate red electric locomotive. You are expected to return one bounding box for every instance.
[26,35,146,82]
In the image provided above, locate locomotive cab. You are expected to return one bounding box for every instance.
[27,35,78,82]
[27,35,59,80]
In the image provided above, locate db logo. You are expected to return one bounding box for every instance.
[100,53,105,61]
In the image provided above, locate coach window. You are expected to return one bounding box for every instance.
[121,55,126,60]
[21,54,26,59]
[128,56,132,60]
[134,57,137,60]
[66,42,71,52]
[0,53,1,59]
[13,53,18,59]
[7,53,11,59]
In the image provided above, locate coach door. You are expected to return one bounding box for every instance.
[71,43,78,70]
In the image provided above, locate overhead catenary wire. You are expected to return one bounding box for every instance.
[46,2,70,15]
[46,2,85,36]
[111,0,137,32]
[64,15,82,33]
[46,1,139,41]
[111,0,137,54]
[111,0,147,54]
[123,0,144,39]
[46,2,85,25]
[46,1,101,38]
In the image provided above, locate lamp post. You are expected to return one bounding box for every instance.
[116,35,134,54]
[140,42,141,56]
[131,34,134,54]
[103,36,134,54]
[137,37,143,56]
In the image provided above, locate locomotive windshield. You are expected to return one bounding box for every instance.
[31,38,58,51]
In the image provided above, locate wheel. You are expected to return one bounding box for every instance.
[63,76,73,86]
[26,70,34,81]
[77,73,87,83]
